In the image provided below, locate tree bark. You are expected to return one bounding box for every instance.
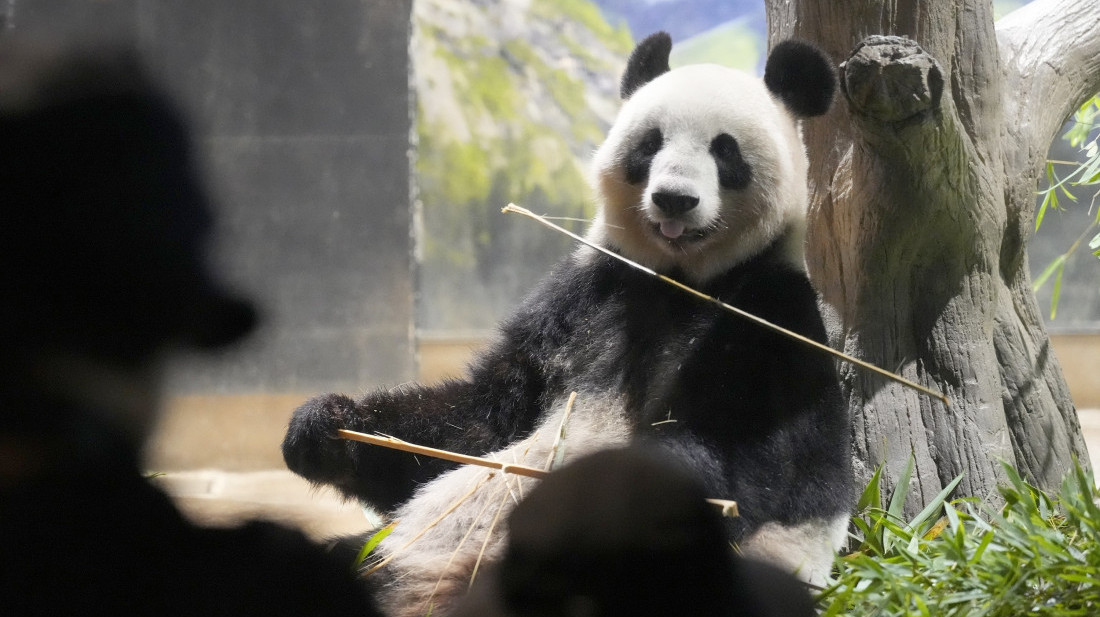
[766,0,1100,513]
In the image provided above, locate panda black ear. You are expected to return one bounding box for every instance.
[763,39,836,118]
[620,31,672,99]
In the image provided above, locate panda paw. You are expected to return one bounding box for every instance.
[281,393,362,486]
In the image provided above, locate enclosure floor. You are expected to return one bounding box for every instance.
[151,409,1100,540]
[151,469,373,541]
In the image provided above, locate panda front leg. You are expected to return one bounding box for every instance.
[282,342,551,512]
[282,380,475,512]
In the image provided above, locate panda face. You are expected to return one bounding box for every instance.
[589,64,811,283]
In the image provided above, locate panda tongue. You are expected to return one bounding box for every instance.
[660,220,686,239]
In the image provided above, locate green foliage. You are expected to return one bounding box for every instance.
[1033,94,1100,319]
[434,38,523,121]
[502,39,604,143]
[820,460,1100,616]
[668,19,762,73]
[414,2,612,282]
[532,0,633,55]
[1064,96,1100,150]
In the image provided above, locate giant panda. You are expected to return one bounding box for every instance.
[282,31,852,615]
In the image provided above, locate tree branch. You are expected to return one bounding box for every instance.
[995,0,1100,291]
[998,0,1100,182]
[993,0,1098,485]
[841,36,944,124]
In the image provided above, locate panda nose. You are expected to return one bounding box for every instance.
[652,192,699,216]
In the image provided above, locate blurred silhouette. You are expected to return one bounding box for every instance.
[0,36,380,616]
[454,446,819,617]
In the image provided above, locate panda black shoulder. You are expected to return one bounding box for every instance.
[504,250,620,323]
[703,244,828,346]
[484,250,625,365]
[736,266,827,343]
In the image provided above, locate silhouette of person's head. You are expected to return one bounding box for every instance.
[456,446,818,617]
[0,40,386,617]
[0,37,255,440]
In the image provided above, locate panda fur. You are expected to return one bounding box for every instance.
[282,32,852,614]
[363,394,632,617]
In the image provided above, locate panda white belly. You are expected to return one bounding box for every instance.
[369,393,632,617]
[741,516,851,587]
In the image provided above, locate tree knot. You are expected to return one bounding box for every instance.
[840,35,944,123]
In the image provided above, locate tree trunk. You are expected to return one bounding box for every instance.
[766,0,1100,514]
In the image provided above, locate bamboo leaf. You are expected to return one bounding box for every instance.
[857,465,884,512]
[888,454,915,520]
[1033,254,1066,292]
[822,458,1100,615]
[970,529,995,564]
[1050,259,1066,319]
[1075,147,1100,184]
[1036,189,1054,231]
[1060,181,1078,202]
[907,474,964,537]
[353,520,399,570]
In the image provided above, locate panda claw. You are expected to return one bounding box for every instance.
[282,393,359,485]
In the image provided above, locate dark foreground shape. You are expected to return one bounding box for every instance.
[454,447,818,617]
[0,37,380,617]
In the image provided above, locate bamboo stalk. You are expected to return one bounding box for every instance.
[337,428,739,517]
[707,499,739,518]
[337,429,547,478]
[545,391,578,472]
[502,203,951,407]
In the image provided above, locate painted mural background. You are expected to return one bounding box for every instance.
[412,0,766,334]
[412,0,1098,337]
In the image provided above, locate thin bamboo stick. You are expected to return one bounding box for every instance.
[502,203,951,407]
[337,429,547,478]
[337,428,739,517]
[545,391,578,472]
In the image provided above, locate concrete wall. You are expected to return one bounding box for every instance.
[1051,334,1100,409]
[8,0,416,396]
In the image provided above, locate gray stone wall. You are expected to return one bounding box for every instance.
[7,0,416,394]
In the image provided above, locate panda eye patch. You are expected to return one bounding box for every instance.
[710,133,752,190]
[638,128,663,155]
[624,127,663,185]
